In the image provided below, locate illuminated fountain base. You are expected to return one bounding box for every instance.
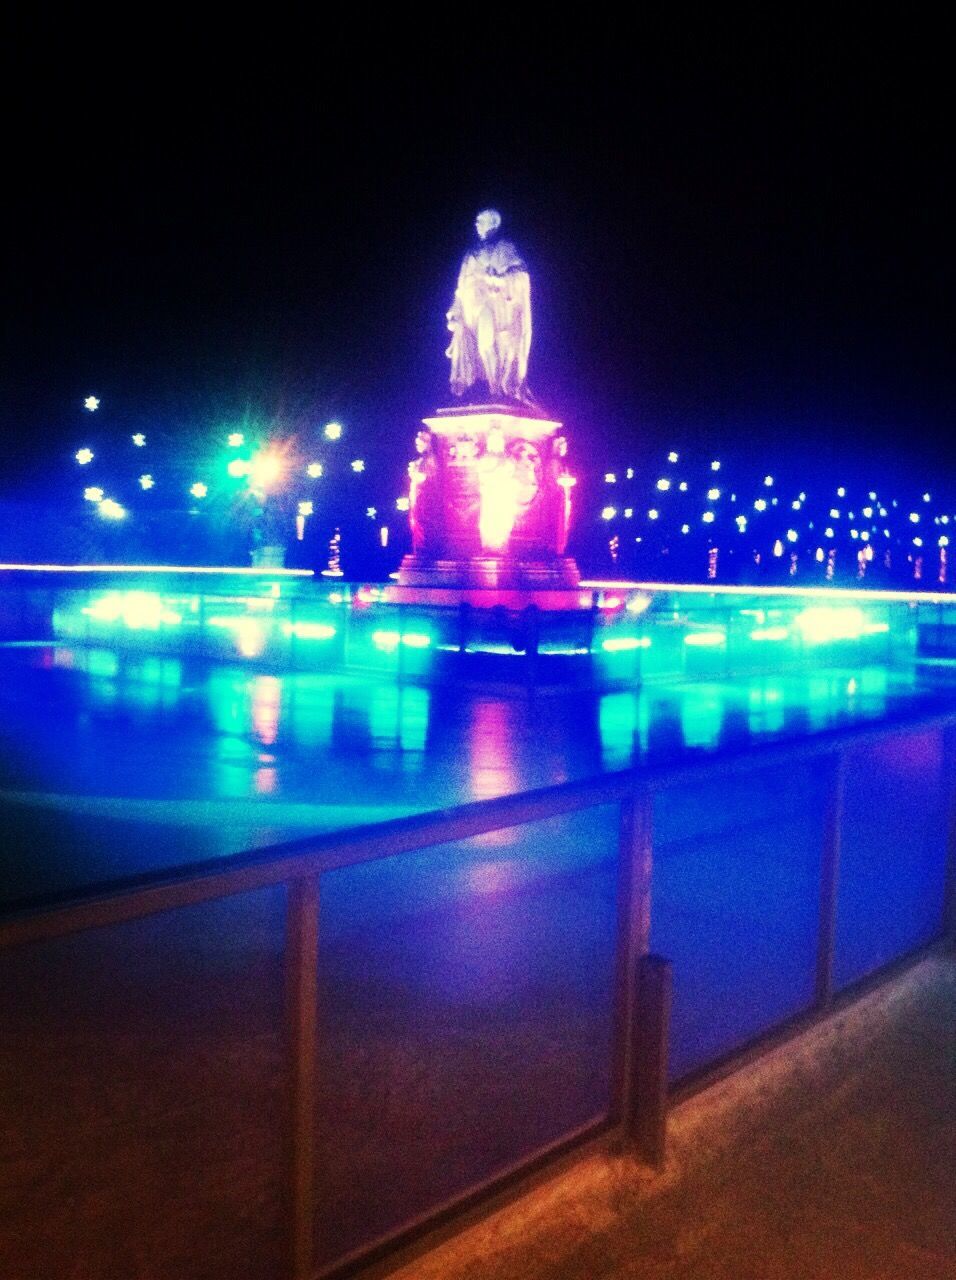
[395,405,580,605]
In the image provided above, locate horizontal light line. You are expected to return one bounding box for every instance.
[579,579,954,604]
[0,563,313,577]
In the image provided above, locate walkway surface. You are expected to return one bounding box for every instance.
[396,953,956,1280]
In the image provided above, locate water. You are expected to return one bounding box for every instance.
[0,640,951,909]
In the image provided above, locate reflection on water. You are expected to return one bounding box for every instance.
[0,641,951,906]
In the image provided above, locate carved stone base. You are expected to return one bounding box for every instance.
[397,554,580,590]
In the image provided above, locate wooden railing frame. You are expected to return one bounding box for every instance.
[2,707,955,1280]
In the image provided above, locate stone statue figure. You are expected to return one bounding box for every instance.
[446,209,533,402]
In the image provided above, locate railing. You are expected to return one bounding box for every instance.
[2,710,954,1279]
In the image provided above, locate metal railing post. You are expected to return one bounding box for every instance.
[611,790,654,1134]
[632,954,672,1167]
[285,873,319,1280]
[815,750,846,1007]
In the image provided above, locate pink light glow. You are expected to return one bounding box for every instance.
[478,454,521,550]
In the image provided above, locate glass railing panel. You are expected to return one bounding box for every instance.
[651,761,826,1081]
[0,887,287,1280]
[834,727,949,989]
[314,805,619,1267]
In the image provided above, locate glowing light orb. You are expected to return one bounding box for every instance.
[366,506,377,519]
[773,540,784,556]
[702,511,715,524]
[98,499,125,520]
[754,498,767,512]
[190,482,208,499]
[668,451,679,463]
[249,452,283,490]
[298,501,314,516]
[678,481,688,492]
[601,507,617,521]
[685,631,725,647]
[836,486,846,498]
[227,458,249,478]
[681,523,690,534]
[656,478,671,491]
[139,474,154,490]
[324,422,343,440]
[735,515,747,530]
[75,448,94,465]
[786,529,798,542]
[605,473,617,484]
[306,462,323,478]
[764,475,774,486]
[83,486,104,503]
[909,512,920,524]
[648,508,659,520]
[227,432,244,447]
[710,460,721,471]
[707,488,720,501]
[83,396,99,411]
[350,459,365,473]
[131,433,146,447]
[396,496,410,512]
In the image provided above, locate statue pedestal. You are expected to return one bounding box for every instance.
[397,404,580,594]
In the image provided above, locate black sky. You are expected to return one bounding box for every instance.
[3,28,953,496]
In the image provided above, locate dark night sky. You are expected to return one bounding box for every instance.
[3,29,953,499]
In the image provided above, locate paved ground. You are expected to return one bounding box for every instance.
[395,953,956,1280]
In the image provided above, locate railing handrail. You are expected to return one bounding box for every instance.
[2,703,955,953]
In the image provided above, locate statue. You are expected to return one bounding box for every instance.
[446,209,533,403]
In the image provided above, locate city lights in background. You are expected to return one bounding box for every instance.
[57,402,953,586]
[593,446,954,586]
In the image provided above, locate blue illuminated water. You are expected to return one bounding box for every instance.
[0,641,950,908]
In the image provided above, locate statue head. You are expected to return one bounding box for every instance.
[475,208,502,241]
